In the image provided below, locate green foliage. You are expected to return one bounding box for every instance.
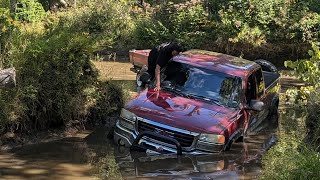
[284,43,320,102]
[133,2,213,49]
[59,0,136,52]
[15,0,47,22]
[219,0,320,45]
[305,94,320,146]
[0,0,10,9]
[89,81,125,124]
[262,106,320,180]
[0,28,99,127]
[0,7,23,67]
[0,0,132,131]
[134,18,171,48]
[134,0,319,62]
[262,136,320,180]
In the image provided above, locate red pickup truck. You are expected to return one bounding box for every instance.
[114,49,280,154]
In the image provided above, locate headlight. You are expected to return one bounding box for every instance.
[120,108,137,122]
[119,108,136,130]
[119,119,135,130]
[199,134,225,144]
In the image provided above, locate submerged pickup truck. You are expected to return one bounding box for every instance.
[114,49,280,154]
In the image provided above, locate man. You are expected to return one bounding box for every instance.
[147,42,183,91]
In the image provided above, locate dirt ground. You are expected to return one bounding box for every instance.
[94,61,136,81]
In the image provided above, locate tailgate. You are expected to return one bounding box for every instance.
[129,49,150,68]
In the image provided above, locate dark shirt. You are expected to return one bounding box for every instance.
[147,42,176,78]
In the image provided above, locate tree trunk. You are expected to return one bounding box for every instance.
[10,0,17,13]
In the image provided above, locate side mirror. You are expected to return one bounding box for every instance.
[246,100,265,111]
[0,68,16,89]
[140,72,151,84]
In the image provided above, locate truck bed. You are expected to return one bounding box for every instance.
[129,49,150,68]
[263,71,280,90]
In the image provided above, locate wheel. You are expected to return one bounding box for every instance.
[136,72,143,87]
[269,99,279,124]
[254,59,278,73]
[270,100,279,115]
[136,65,149,87]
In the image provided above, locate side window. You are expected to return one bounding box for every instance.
[255,68,265,97]
[246,74,256,104]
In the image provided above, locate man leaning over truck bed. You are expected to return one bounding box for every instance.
[147,42,184,91]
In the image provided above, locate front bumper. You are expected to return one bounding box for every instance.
[113,118,224,154]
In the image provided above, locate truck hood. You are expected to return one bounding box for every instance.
[125,88,241,134]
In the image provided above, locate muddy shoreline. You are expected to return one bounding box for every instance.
[0,115,118,153]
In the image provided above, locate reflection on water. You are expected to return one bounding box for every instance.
[0,106,307,179]
[0,128,121,180]
[114,108,306,180]
[114,114,279,180]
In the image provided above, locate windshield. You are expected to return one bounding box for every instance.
[159,61,243,108]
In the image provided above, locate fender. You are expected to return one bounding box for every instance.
[224,129,243,151]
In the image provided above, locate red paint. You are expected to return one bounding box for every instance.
[173,50,258,78]
[128,49,280,148]
[126,88,240,135]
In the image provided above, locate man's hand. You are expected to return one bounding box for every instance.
[154,83,161,91]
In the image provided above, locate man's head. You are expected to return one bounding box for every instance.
[171,42,183,56]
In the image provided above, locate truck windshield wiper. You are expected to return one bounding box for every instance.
[162,86,186,97]
[186,93,224,106]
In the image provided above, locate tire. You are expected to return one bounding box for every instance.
[136,65,149,87]
[269,99,279,123]
[136,72,144,87]
[254,59,278,73]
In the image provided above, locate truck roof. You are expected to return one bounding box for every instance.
[173,49,258,78]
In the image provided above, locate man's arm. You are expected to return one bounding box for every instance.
[154,64,161,91]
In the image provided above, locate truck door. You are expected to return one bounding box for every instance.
[245,68,268,132]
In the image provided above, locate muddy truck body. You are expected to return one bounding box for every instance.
[115,49,280,154]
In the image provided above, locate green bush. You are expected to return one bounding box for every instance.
[219,0,320,45]
[134,17,171,48]
[0,0,133,132]
[305,95,320,145]
[133,0,319,62]
[261,105,320,179]
[262,137,320,180]
[284,43,320,102]
[15,0,47,22]
[133,2,213,49]
[89,81,125,124]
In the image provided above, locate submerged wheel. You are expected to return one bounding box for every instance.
[254,59,278,73]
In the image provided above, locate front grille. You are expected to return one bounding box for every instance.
[137,120,195,147]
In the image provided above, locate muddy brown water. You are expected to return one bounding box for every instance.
[0,106,305,180]
[0,62,307,180]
